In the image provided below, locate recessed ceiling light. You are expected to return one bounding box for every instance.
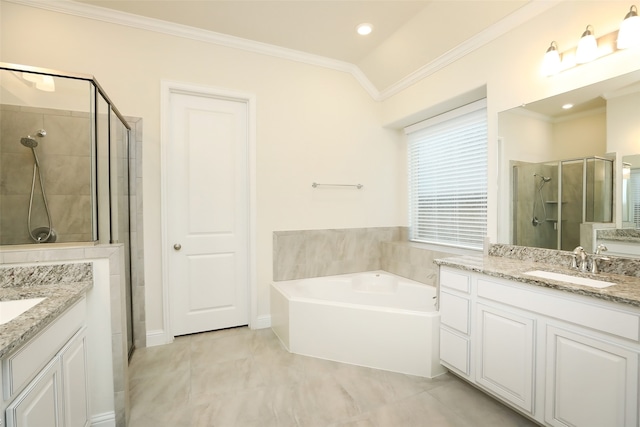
[356,23,373,36]
[562,103,574,110]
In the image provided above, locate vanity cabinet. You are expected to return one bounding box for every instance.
[438,266,640,426]
[2,298,89,427]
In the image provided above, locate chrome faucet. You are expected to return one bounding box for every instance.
[571,246,587,271]
[591,244,610,274]
[571,245,609,274]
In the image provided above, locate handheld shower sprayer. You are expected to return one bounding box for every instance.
[19,129,56,243]
[532,173,552,226]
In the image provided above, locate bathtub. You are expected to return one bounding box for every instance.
[270,271,446,378]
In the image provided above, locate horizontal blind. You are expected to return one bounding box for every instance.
[406,101,487,250]
[631,169,640,228]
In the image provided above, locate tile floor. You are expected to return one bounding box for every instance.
[128,327,539,427]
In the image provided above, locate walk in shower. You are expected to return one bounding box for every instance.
[513,156,613,250]
[0,63,137,356]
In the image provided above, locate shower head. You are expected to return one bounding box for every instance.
[20,129,46,148]
[534,173,551,182]
[20,137,38,148]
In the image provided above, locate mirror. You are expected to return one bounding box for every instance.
[498,69,640,252]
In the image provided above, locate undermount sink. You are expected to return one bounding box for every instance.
[524,270,616,289]
[0,298,46,325]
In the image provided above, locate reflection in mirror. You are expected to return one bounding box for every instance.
[499,69,640,251]
[622,154,640,228]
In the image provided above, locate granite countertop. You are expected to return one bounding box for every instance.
[0,263,93,359]
[435,254,640,309]
[597,229,640,243]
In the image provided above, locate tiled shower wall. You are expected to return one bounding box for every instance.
[273,227,459,285]
[0,104,92,244]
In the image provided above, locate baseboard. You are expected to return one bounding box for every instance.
[253,314,271,329]
[146,329,171,347]
[91,412,116,427]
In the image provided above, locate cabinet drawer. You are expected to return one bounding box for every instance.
[440,291,470,334]
[3,298,86,401]
[440,327,470,375]
[440,269,470,293]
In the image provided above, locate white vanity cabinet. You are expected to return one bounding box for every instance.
[438,266,640,426]
[2,298,89,427]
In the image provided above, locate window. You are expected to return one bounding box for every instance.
[406,99,488,250]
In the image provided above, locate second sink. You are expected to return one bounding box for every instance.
[524,270,616,289]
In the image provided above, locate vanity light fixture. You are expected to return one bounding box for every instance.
[618,5,640,49]
[542,41,561,76]
[543,5,640,76]
[356,23,373,36]
[576,25,598,63]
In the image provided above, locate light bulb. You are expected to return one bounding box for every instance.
[618,5,640,49]
[542,41,561,76]
[576,25,597,63]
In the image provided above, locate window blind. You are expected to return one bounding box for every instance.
[406,100,488,250]
[631,168,640,228]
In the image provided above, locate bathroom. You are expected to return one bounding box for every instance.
[2,0,640,426]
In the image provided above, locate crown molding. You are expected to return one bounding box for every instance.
[378,0,564,101]
[6,0,561,103]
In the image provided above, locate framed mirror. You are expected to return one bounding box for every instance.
[498,69,640,252]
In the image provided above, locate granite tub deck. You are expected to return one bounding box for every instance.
[435,254,640,308]
[0,262,92,358]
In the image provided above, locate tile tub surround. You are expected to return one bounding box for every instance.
[273,227,462,284]
[381,240,459,286]
[489,243,640,277]
[273,227,403,281]
[0,262,92,358]
[435,251,640,308]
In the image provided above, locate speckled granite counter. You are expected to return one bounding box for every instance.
[597,228,640,243]
[0,263,92,358]
[435,254,640,309]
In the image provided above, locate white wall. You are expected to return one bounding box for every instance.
[379,0,640,245]
[2,0,640,338]
[0,1,404,335]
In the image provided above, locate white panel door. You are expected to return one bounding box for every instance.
[167,91,249,336]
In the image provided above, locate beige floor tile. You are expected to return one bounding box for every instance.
[128,327,539,427]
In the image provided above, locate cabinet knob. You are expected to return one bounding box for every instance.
[173,243,182,251]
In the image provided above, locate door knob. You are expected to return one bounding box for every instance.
[173,243,182,251]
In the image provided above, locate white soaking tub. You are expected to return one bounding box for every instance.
[270,270,446,378]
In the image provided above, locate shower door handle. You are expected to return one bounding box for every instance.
[173,243,182,251]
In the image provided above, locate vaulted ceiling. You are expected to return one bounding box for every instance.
[73,0,530,92]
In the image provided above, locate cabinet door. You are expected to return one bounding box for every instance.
[61,329,89,427]
[476,303,535,413]
[546,325,638,427]
[5,359,61,427]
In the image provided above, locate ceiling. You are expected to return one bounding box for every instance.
[73,0,530,90]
